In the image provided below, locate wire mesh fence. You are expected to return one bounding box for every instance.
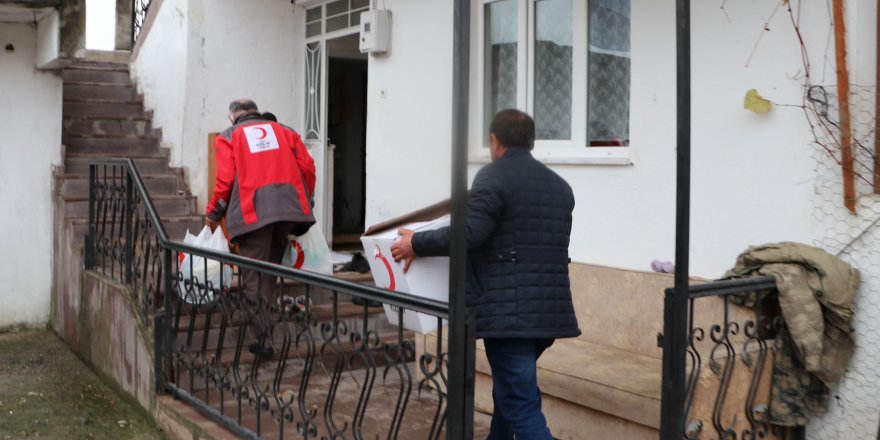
[807,84,880,440]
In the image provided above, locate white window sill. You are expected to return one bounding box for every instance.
[469,147,633,166]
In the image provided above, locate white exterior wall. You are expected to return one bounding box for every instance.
[366,0,824,278]
[364,0,454,225]
[133,0,189,165]
[133,0,301,216]
[363,1,879,438]
[35,10,59,68]
[0,23,63,327]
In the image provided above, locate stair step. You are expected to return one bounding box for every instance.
[59,174,183,198]
[66,60,130,71]
[64,155,170,174]
[63,116,154,138]
[156,396,236,440]
[174,303,390,354]
[62,195,196,218]
[212,329,410,371]
[63,101,147,119]
[177,301,386,333]
[62,68,131,84]
[64,82,139,101]
[63,136,160,155]
[69,215,204,248]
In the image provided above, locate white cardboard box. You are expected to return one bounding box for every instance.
[360,216,449,334]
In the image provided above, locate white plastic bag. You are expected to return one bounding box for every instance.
[282,224,333,275]
[178,226,233,304]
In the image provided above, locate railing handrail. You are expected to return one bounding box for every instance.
[677,275,778,299]
[88,157,450,318]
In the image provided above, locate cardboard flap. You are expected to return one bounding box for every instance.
[362,199,451,236]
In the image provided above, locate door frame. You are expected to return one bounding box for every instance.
[303,16,362,245]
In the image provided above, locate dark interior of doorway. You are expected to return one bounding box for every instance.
[327,54,367,250]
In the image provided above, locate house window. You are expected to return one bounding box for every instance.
[476,0,631,160]
[587,0,630,147]
[306,0,370,38]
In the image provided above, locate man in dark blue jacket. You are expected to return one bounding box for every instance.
[391,109,580,439]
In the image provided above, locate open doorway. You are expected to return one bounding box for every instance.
[326,34,367,251]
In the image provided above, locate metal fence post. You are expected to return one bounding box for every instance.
[154,309,164,394]
[447,0,475,438]
[85,164,96,270]
[660,0,692,438]
[659,0,692,438]
[161,247,173,393]
[660,287,684,439]
[124,171,134,284]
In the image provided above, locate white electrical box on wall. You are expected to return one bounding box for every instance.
[359,10,391,55]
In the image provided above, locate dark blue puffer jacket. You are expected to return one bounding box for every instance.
[412,148,580,339]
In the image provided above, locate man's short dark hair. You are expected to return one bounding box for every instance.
[229,99,259,114]
[490,109,535,150]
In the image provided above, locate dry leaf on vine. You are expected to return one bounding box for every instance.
[744,89,773,114]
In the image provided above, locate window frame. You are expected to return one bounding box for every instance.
[470,0,632,165]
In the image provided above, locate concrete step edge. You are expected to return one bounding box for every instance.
[63,152,169,160]
[63,80,134,87]
[63,97,144,104]
[58,172,179,180]
[64,63,130,72]
[60,193,195,202]
[176,301,387,333]
[67,215,203,225]
[63,115,152,122]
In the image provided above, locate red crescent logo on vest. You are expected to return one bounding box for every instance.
[255,127,268,140]
[374,246,395,290]
[292,240,305,269]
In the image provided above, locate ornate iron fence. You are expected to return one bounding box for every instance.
[85,161,165,323]
[659,276,809,440]
[85,159,456,439]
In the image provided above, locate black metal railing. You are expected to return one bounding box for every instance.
[132,0,152,45]
[85,160,165,323]
[85,159,457,439]
[660,276,808,440]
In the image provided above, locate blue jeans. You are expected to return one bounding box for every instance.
[484,338,555,440]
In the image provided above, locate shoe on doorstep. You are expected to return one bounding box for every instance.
[341,252,371,274]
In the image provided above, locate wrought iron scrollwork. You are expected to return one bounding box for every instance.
[86,159,453,439]
[664,277,780,440]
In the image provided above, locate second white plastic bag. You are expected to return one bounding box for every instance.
[282,223,333,275]
[178,226,233,304]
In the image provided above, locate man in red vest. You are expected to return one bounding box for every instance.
[206,99,316,358]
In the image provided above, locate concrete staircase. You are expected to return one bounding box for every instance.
[59,60,202,239]
[53,59,202,351]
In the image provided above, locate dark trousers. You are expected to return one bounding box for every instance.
[483,338,555,440]
[236,221,296,342]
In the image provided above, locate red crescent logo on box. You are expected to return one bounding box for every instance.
[373,246,395,290]
[292,240,305,269]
